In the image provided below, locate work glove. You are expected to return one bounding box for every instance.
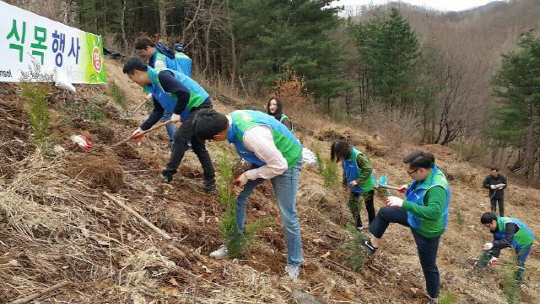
[497,183,505,189]
[233,173,249,187]
[171,114,181,123]
[350,180,358,187]
[386,196,404,207]
[398,184,408,193]
[483,243,493,251]
[131,127,144,141]
[70,135,92,150]
[488,257,498,266]
[490,185,496,189]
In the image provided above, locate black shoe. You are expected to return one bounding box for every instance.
[204,181,217,194]
[361,239,377,256]
[355,217,363,231]
[160,172,173,183]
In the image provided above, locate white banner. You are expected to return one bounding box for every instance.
[0,1,106,83]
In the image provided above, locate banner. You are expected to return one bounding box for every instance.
[0,1,106,84]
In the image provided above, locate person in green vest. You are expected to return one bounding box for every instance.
[192,108,303,280]
[266,97,293,131]
[122,57,216,193]
[362,151,451,304]
[480,212,535,284]
[330,141,382,230]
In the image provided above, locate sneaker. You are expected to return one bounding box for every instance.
[356,226,364,231]
[209,245,228,259]
[428,299,438,304]
[361,239,378,256]
[160,172,172,183]
[204,181,217,194]
[285,264,300,281]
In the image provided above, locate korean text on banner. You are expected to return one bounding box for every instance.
[0,1,106,84]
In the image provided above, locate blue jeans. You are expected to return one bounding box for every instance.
[161,111,175,144]
[235,161,303,266]
[515,246,531,282]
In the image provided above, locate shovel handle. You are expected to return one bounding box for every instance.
[112,119,177,147]
[380,184,401,190]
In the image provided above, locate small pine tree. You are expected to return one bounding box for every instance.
[340,224,366,272]
[109,81,128,114]
[217,148,272,258]
[322,158,339,189]
[439,292,458,304]
[20,83,51,146]
[501,260,521,304]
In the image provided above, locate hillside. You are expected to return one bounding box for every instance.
[0,59,539,304]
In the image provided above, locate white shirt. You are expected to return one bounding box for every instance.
[227,115,288,180]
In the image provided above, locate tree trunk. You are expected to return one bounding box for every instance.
[226,0,237,83]
[120,0,128,54]
[525,114,536,185]
[158,0,167,42]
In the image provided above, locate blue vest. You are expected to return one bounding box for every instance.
[149,50,177,71]
[174,52,192,77]
[342,147,375,194]
[405,164,451,231]
[144,67,210,120]
[226,110,302,167]
[494,217,535,249]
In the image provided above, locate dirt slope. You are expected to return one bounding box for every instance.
[0,60,538,304]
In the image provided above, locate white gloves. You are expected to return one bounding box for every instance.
[233,173,249,186]
[490,185,496,189]
[131,127,144,141]
[488,257,498,266]
[146,93,154,102]
[350,180,358,187]
[386,196,404,207]
[171,114,181,123]
[483,242,493,250]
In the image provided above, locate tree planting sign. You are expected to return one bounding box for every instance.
[0,1,106,83]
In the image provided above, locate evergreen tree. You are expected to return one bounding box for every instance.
[491,33,540,181]
[349,8,419,107]
[231,0,353,105]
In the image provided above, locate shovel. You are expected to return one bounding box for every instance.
[375,175,402,191]
[112,119,178,147]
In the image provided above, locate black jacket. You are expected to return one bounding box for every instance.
[483,174,507,199]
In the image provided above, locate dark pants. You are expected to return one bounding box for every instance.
[349,190,375,227]
[369,206,441,299]
[162,104,215,185]
[490,197,504,217]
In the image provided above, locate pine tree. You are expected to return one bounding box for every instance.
[231,0,353,105]
[349,8,419,108]
[490,33,540,182]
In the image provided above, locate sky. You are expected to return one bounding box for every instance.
[333,0,504,12]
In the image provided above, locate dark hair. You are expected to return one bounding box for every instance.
[266,97,283,119]
[490,165,500,171]
[403,151,435,169]
[123,57,148,74]
[134,36,156,50]
[193,108,229,140]
[480,212,497,224]
[330,141,351,162]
